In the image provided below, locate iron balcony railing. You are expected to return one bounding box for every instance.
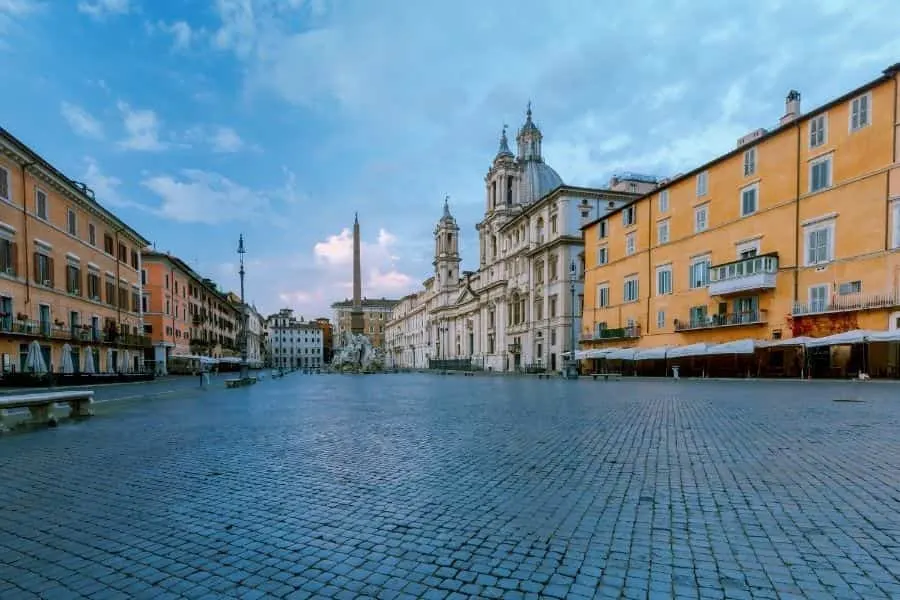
[792,291,900,316]
[708,252,779,283]
[580,325,641,341]
[0,317,150,346]
[675,310,768,332]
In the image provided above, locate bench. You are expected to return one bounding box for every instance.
[0,390,94,430]
[591,372,622,381]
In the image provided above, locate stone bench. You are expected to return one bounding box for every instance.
[0,390,94,430]
[592,372,622,381]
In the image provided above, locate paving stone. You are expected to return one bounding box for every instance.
[3,377,900,600]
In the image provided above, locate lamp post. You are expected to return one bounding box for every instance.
[567,258,578,380]
[237,234,249,380]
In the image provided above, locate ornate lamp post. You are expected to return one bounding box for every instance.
[567,258,578,380]
[238,234,249,380]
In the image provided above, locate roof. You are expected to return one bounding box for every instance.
[499,184,641,232]
[142,250,231,301]
[581,63,900,230]
[0,126,151,247]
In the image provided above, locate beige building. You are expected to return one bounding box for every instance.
[331,298,398,349]
[265,308,323,369]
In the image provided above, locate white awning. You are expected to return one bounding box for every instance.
[706,339,757,355]
[805,329,872,348]
[868,330,900,343]
[605,348,636,360]
[758,336,814,348]
[667,343,709,358]
[584,348,612,359]
[634,347,669,360]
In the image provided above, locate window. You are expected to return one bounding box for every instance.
[656,265,673,296]
[809,114,827,148]
[550,215,558,234]
[131,250,139,270]
[658,190,669,213]
[105,279,116,306]
[623,277,639,302]
[598,220,608,239]
[35,188,48,219]
[141,269,147,285]
[87,272,100,299]
[656,310,666,329]
[625,233,635,255]
[66,265,81,295]
[838,281,861,296]
[893,202,900,249]
[117,243,127,263]
[741,184,758,217]
[88,223,96,246]
[809,285,829,313]
[850,93,870,132]
[809,156,832,193]
[622,205,636,227]
[657,219,669,245]
[805,223,834,265]
[103,234,114,254]
[628,182,638,192]
[689,256,710,289]
[66,209,77,236]
[696,171,708,196]
[596,284,609,308]
[743,147,756,177]
[596,246,608,266]
[33,252,53,286]
[0,166,9,202]
[0,238,17,275]
[694,204,708,233]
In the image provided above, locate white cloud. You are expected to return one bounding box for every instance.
[209,126,244,153]
[141,169,268,224]
[60,102,104,139]
[80,157,152,213]
[0,0,42,42]
[151,19,201,51]
[116,101,166,151]
[77,0,132,19]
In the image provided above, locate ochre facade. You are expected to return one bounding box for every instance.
[582,64,900,351]
[0,128,149,373]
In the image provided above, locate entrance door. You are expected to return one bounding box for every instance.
[39,304,50,336]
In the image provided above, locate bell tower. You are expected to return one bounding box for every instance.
[433,196,461,290]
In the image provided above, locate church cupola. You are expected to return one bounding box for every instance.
[517,102,543,161]
[494,124,514,162]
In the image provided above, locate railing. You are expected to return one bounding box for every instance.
[708,253,778,296]
[675,310,767,331]
[581,325,641,341]
[792,292,900,316]
[0,318,149,346]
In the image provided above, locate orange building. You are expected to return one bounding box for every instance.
[313,317,334,363]
[141,250,240,372]
[581,63,900,375]
[0,127,150,374]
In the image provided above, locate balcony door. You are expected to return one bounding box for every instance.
[733,296,759,322]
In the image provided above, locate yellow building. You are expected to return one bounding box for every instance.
[0,126,150,374]
[581,63,900,372]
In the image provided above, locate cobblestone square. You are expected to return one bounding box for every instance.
[2,375,900,599]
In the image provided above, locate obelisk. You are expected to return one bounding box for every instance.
[350,212,365,335]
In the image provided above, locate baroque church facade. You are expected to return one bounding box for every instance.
[385,106,657,372]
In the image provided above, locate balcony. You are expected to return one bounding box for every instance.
[708,253,778,297]
[675,310,768,332]
[0,318,75,341]
[581,325,641,341]
[792,291,900,316]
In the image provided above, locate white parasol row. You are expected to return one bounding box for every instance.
[573,329,900,361]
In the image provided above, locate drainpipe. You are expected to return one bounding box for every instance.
[793,122,801,305]
[20,161,35,307]
[886,71,898,252]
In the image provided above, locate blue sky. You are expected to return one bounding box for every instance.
[1,0,898,318]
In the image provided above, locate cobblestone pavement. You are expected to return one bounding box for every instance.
[2,375,900,599]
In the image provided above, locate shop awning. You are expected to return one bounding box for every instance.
[758,336,814,348]
[805,329,873,348]
[584,348,612,359]
[634,347,669,360]
[868,330,900,343]
[666,343,709,358]
[706,339,757,355]
[605,348,637,360]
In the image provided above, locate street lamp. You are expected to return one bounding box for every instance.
[237,234,249,380]
[567,258,578,380]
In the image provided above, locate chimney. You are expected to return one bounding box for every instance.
[780,90,801,126]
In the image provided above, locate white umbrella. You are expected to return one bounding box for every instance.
[83,348,96,374]
[106,348,114,373]
[61,343,75,374]
[120,350,130,373]
[26,340,48,374]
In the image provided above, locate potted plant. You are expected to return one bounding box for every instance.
[16,312,27,321]
[54,319,65,327]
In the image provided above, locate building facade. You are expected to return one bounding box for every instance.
[581,63,900,356]
[0,127,150,374]
[244,303,264,367]
[385,108,649,372]
[141,250,240,372]
[331,298,397,349]
[266,308,324,369]
[313,317,334,363]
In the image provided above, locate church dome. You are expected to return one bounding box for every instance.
[520,159,563,205]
